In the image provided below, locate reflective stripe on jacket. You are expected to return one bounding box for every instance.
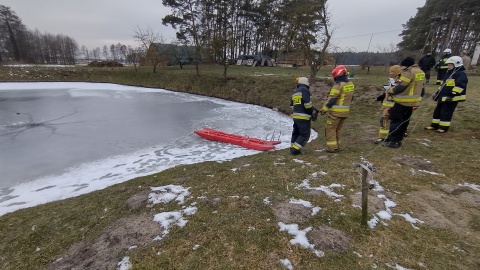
[325,82,355,117]
[391,65,425,107]
[437,54,451,69]
[438,68,468,103]
[382,100,395,107]
[290,84,313,120]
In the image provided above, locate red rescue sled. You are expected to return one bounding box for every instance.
[194,127,281,151]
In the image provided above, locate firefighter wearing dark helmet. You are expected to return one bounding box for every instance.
[321,65,355,153]
[290,77,315,155]
[425,56,467,133]
[435,49,452,85]
[383,57,425,148]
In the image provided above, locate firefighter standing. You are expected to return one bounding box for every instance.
[374,65,402,144]
[383,57,425,148]
[290,77,314,155]
[321,65,355,153]
[425,56,467,133]
[435,49,452,85]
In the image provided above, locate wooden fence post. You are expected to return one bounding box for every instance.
[361,166,369,226]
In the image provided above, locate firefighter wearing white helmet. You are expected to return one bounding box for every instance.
[425,56,468,133]
[434,48,452,85]
[290,76,317,155]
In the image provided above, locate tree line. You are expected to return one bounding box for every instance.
[0,5,78,65]
[161,0,331,78]
[2,1,478,72]
[398,0,480,57]
[0,5,143,66]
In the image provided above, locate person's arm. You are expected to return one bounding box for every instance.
[418,57,424,68]
[388,72,411,95]
[321,84,341,113]
[303,89,313,114]
[429,58,436,69]
[451,73,467,96]
[326,97,338,107]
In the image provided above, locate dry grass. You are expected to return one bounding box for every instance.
[0,64,479,269]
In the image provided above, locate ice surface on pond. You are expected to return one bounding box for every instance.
[0,82,317,216]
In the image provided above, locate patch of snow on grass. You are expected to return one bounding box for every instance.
[280,258,294,270]
[278,222,325,257]
[263,197,271,205]
[117,256,131,270]
[458,182,480,191]
[295,179,344,199]
[289,198,322,215]
[149,185,190,205]
[418,170,445,176]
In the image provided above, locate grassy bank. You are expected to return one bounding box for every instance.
[0,65,479,269]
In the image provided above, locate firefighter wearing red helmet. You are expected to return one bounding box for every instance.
[321,65,355,153]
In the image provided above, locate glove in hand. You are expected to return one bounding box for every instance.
[311,109,319,122]
[320,105,329,115]
[376,93,386,101]
[432,91,439,101]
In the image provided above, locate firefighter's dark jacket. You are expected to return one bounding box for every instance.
[437,66,467,103]
[418,55,436,70]
[436,53,452,69]
[290,84,313,120]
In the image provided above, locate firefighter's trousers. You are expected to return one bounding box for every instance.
[290,119,311,154]
[422,69,432,83]
[325,113,346,152]
[387,103,412,143]
[430,101,458,131]
[378,108,391,139]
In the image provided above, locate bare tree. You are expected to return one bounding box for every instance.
[170,41,192,69]
[102,45,109,60]
[118,43,127,63]
[329,45,354,66]
[81,45,90,63]
[91,47,101,61]
[375,42,401,68]
[0,5,26,62]
[162,0,203,76]
[307,1,333,81]
[133,26,164,73]
[126,46,142,71]
[110,44,116,61]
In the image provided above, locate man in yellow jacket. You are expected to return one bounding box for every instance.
[321,65,355,153]
[375,65,402,144]
[383,57,425,148]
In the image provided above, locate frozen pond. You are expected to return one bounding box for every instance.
[0,82,314,216]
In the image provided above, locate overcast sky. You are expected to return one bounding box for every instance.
[3,0,426,52]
